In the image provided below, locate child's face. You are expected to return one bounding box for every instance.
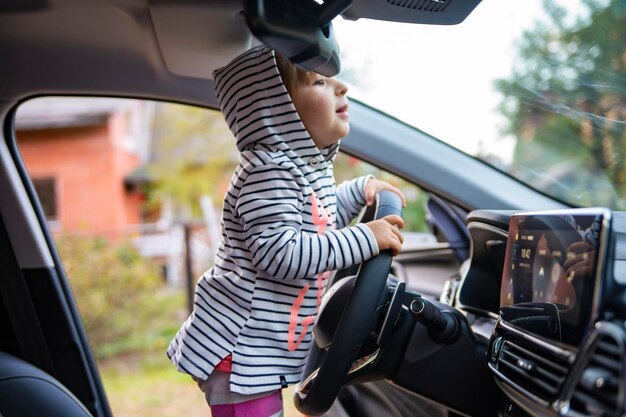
[290,73,349,149]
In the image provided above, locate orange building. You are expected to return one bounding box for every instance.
[14,97,213,287]
[15,98,152,238]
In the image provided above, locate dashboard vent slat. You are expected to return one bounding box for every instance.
[569,333,623,417]
[499,359,560,396]
[596,340,621,357]
[590,355,622,374]
[496,340,569,403]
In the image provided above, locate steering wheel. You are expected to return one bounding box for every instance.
[293,190,403,416]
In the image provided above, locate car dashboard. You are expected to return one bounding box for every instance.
[455,208,626,417]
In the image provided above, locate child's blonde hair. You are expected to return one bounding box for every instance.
[275,52,314,95]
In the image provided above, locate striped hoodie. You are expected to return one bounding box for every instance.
[167,46,380,395]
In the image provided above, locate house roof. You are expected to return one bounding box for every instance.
[14,97,136,130]
[124,165,153,187]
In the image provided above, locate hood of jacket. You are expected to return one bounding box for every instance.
[213,46,340,171]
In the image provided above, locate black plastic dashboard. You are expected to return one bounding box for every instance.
[457,209,626,417]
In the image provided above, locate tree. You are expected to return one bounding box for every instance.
[496,0,626,207]
[147,104,238,219]
[56,234,166,358]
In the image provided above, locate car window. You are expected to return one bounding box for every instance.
[15,97,211,417]
[335,0,625,209]
[14,96,438,417]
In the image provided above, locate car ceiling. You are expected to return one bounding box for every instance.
[0,0,481,107]
[0,0,227,107]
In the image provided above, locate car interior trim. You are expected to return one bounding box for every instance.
[0,113,53,269]
[496,320,577,362]
[493,369,553,409]
[454,221,508,318]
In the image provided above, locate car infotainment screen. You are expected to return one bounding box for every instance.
[499,209,609,347]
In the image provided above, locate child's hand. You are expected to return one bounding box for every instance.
[365,178,406,207]
[366,215,405,256]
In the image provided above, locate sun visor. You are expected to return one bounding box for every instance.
[244,0,350,77]
[149,1,253,79]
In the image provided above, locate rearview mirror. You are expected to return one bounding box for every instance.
[244,0,350,77]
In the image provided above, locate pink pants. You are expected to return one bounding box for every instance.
[196,371,283,417]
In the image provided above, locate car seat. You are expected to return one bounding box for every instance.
[0,350,92,417]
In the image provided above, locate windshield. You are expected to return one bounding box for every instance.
[335,0,625,209]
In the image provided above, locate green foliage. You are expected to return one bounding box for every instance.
[56,234,179,359]
[495,0,626,207]
[402,191,430,233]
[147,104,238,219]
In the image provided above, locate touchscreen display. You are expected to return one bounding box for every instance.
[500,210,607,347]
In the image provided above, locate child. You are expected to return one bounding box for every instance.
[167,45,405,417]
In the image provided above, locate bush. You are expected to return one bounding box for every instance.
[55,234,174,359]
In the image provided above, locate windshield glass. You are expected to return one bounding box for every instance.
[335,0,625,209]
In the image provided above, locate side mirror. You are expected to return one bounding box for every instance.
[243,0,350,77]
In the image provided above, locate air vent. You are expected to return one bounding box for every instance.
[496,340,569,403]
[386,0,451,12]
[569,334,623,417]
